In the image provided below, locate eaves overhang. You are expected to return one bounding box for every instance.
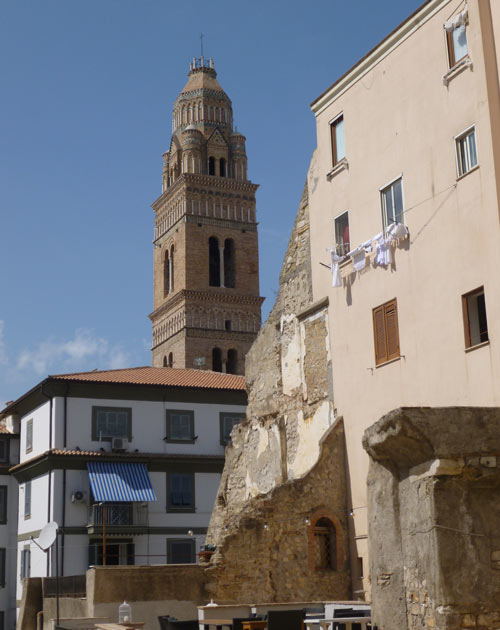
[10,449,226,483]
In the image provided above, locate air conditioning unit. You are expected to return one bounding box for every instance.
[71,490,87,504]
[112,437,129,452]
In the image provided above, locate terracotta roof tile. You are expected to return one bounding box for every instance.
[49,366,246,391]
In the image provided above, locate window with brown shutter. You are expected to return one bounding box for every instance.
[373,298,400,365]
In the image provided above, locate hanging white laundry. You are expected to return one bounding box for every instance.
[387,222,409,241]
[375,235,392,266]
[348,239,373,272]
[444,7,468,32]
[329,250,343,288]
[350,247,367,271]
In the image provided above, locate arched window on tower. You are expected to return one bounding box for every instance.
[224,239,235,288]
[227,349,238,374]
[209,237,221,287]
[163,250,170,296]
[168,352,173,368]
[170,245,175,293]
[163,356,168,367]
[208,156,215,176]
[220,158,226,177]
[212,347,222,372]
[314,518,337,570]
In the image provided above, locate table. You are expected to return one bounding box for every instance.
[95,624,145,630]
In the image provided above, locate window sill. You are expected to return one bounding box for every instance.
[457,164,479,181]
[465,340,489,353]
[375,356,401,369]
[164,438,196,444]
[442,56,473,86]
[166,508,196,513]
[326,158,348,181]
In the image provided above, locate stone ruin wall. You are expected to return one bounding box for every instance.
[205,175,351,603]
[364,407,500,630]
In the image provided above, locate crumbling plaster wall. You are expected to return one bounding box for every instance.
[364,407,500,630]
[205,174,350,603]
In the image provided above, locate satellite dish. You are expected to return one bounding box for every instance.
[37,521,58,551]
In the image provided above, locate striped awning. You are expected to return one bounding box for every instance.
[87,461,157,502]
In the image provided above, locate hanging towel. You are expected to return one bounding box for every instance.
[444,7,468,32]
[375,236,392,266]
[330,250,343,288]
[349,238,373,272]
[347,246,364,271]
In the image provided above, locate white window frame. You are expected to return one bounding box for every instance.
[380,174,405,231]
[454,125,478,178]
[26,419,33,454]
[24,481,31,519]
[20,547,30,580]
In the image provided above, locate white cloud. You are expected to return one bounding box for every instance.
[106,346,131,370]
[17,328,112,376]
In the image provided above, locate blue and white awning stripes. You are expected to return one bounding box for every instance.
[87,461,157,502]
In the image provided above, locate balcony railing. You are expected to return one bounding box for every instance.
[88,503,148,528]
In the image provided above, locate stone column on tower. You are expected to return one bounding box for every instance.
[149,58,264,375]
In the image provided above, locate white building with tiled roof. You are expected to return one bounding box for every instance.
[1,367,246,616]
[0,420,19,630]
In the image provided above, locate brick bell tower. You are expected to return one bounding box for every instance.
[149,57,264,374]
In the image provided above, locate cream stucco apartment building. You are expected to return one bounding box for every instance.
[308,0,500,596]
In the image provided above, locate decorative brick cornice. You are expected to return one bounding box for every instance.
[149,290,265,322]
[152,174,258,212]
[185,215,257,231]
[186,328,258,341]
[174,88,232,107]
[149,287,266,321]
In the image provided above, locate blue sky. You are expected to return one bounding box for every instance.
[0,0,422,406]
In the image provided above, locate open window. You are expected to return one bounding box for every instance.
[163,250,170,297]
[208,156,215,176]
[212,347,222,372]
[462,287,488,349]
[334,211,350,257]
[209,237,221,287]
[226,348,238,374]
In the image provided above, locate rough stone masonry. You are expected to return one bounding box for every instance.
[364,407,500,630]
[204,180,351,603]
